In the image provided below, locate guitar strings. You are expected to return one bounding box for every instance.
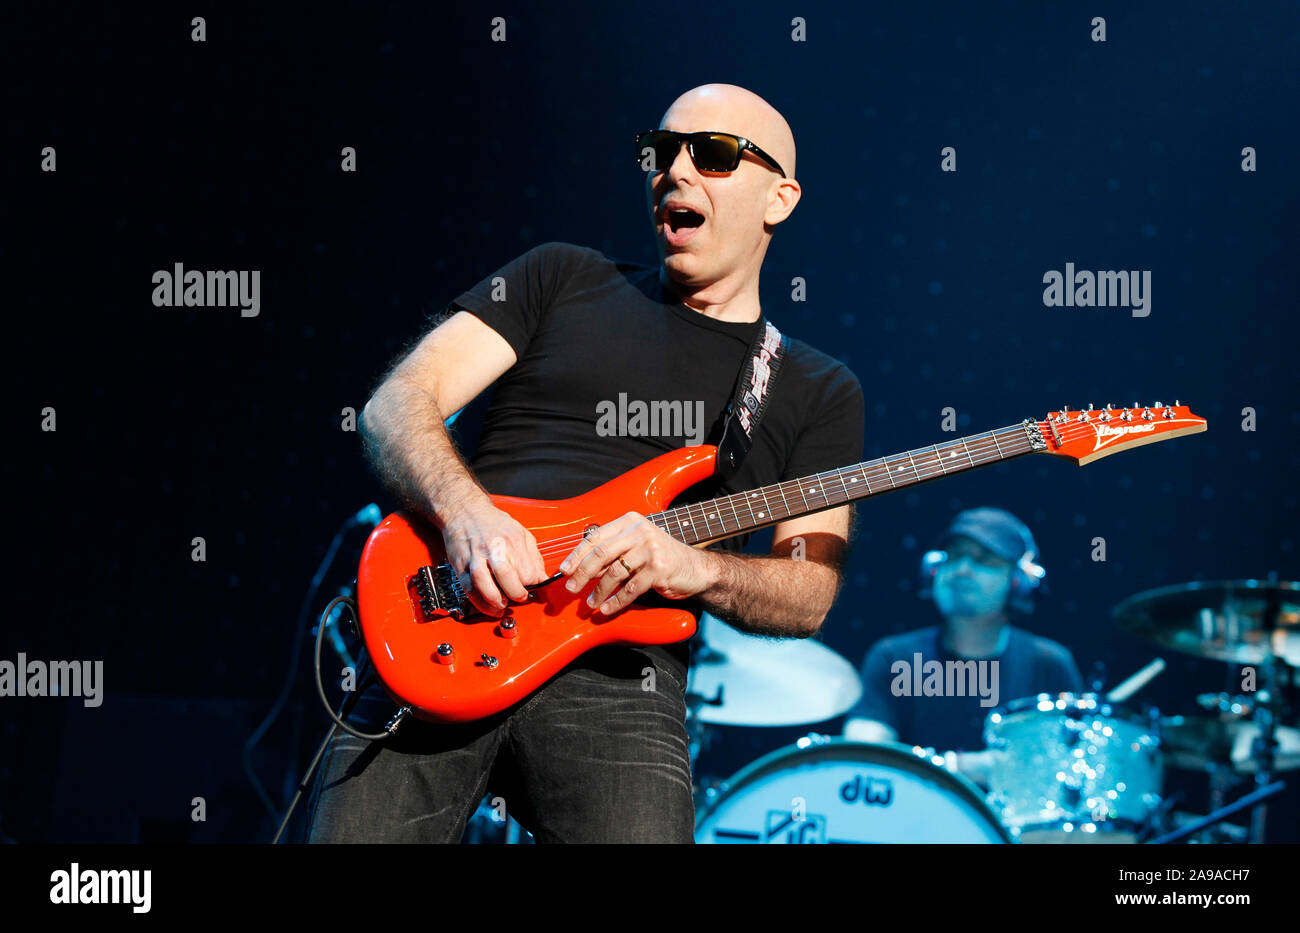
[526,417,1171,559]
[529,428,1026,556]
[516,416,1170,561]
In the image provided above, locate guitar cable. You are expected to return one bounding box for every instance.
[270,595,405,844]
[243,505,381,819]
[312,596,404,743]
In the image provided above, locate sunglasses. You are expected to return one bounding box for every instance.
[636,130,787,178]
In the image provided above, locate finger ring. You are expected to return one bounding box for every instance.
[617,556,633,574]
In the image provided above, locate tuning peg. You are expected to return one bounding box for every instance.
[1174,399,1181,407]
[1152,401,1162,409]
[1104,403,1114,410]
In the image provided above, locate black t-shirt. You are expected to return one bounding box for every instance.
[844,625,1084,752]
[446,241,866,681]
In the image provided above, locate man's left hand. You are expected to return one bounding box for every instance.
[559,511,718,615]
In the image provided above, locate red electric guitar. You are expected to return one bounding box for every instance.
[356,402,1206,723]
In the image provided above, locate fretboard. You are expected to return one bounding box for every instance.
[648,422,1039,545]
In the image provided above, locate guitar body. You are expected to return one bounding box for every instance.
[356,445,720,723]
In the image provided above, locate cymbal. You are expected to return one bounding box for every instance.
[686,613,863,726]
[1112,580,1300,666]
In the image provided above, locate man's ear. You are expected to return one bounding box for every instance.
[764,177,802,226]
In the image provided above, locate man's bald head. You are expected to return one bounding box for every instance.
[659,84,796,178]
[645,84,802,311]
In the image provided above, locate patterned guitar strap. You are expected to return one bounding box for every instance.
[714,318,790,479]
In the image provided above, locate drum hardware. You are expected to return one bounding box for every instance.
[1197,691,1254,715]
[1114,578,1297,842]
[1147,780,1286,845]
[684,690,722,768]
[1135,794,1180,843]
[1168,809,1248,844]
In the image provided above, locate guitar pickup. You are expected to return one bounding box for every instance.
[413,563,469,620]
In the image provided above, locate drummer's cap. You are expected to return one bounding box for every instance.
[942,508,1038,563]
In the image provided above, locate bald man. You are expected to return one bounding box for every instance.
[305,84,865,843]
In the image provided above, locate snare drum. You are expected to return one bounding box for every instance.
[695,736,1010,843]
[984,693,1162,843]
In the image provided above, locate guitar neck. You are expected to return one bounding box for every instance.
[648,421,1045,545]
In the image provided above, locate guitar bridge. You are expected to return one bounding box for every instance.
[413,563,469,620]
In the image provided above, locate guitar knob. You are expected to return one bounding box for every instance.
[436,643,455,665]
[497,618,517,638]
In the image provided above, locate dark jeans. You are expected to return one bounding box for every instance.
[305,646,695,843]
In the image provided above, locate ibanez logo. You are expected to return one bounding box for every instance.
[1097,423,1156,437]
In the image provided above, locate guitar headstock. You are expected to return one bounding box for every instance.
[1034,402,1207,465]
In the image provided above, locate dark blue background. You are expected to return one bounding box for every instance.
[5,1,1297,842]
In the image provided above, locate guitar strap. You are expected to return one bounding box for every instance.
[714,317,790,479]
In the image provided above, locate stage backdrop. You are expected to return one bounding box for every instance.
[5,1,1297,842]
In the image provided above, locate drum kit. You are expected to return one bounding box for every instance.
[692,578,1299,844]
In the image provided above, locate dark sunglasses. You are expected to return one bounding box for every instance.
[636,130,787,178]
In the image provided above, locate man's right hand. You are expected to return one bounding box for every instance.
[437,496,548,617]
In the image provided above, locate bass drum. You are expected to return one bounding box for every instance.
[695,737,1010,844]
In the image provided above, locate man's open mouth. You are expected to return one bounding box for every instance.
[666,207,705,231]
[662,204,706,247]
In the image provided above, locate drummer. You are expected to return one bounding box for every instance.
[842,508,1083,785]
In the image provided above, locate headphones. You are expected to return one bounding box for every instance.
[918,513,1046,615]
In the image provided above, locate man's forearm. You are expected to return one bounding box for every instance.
[359,373,488,528]
[695,550,842,638]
